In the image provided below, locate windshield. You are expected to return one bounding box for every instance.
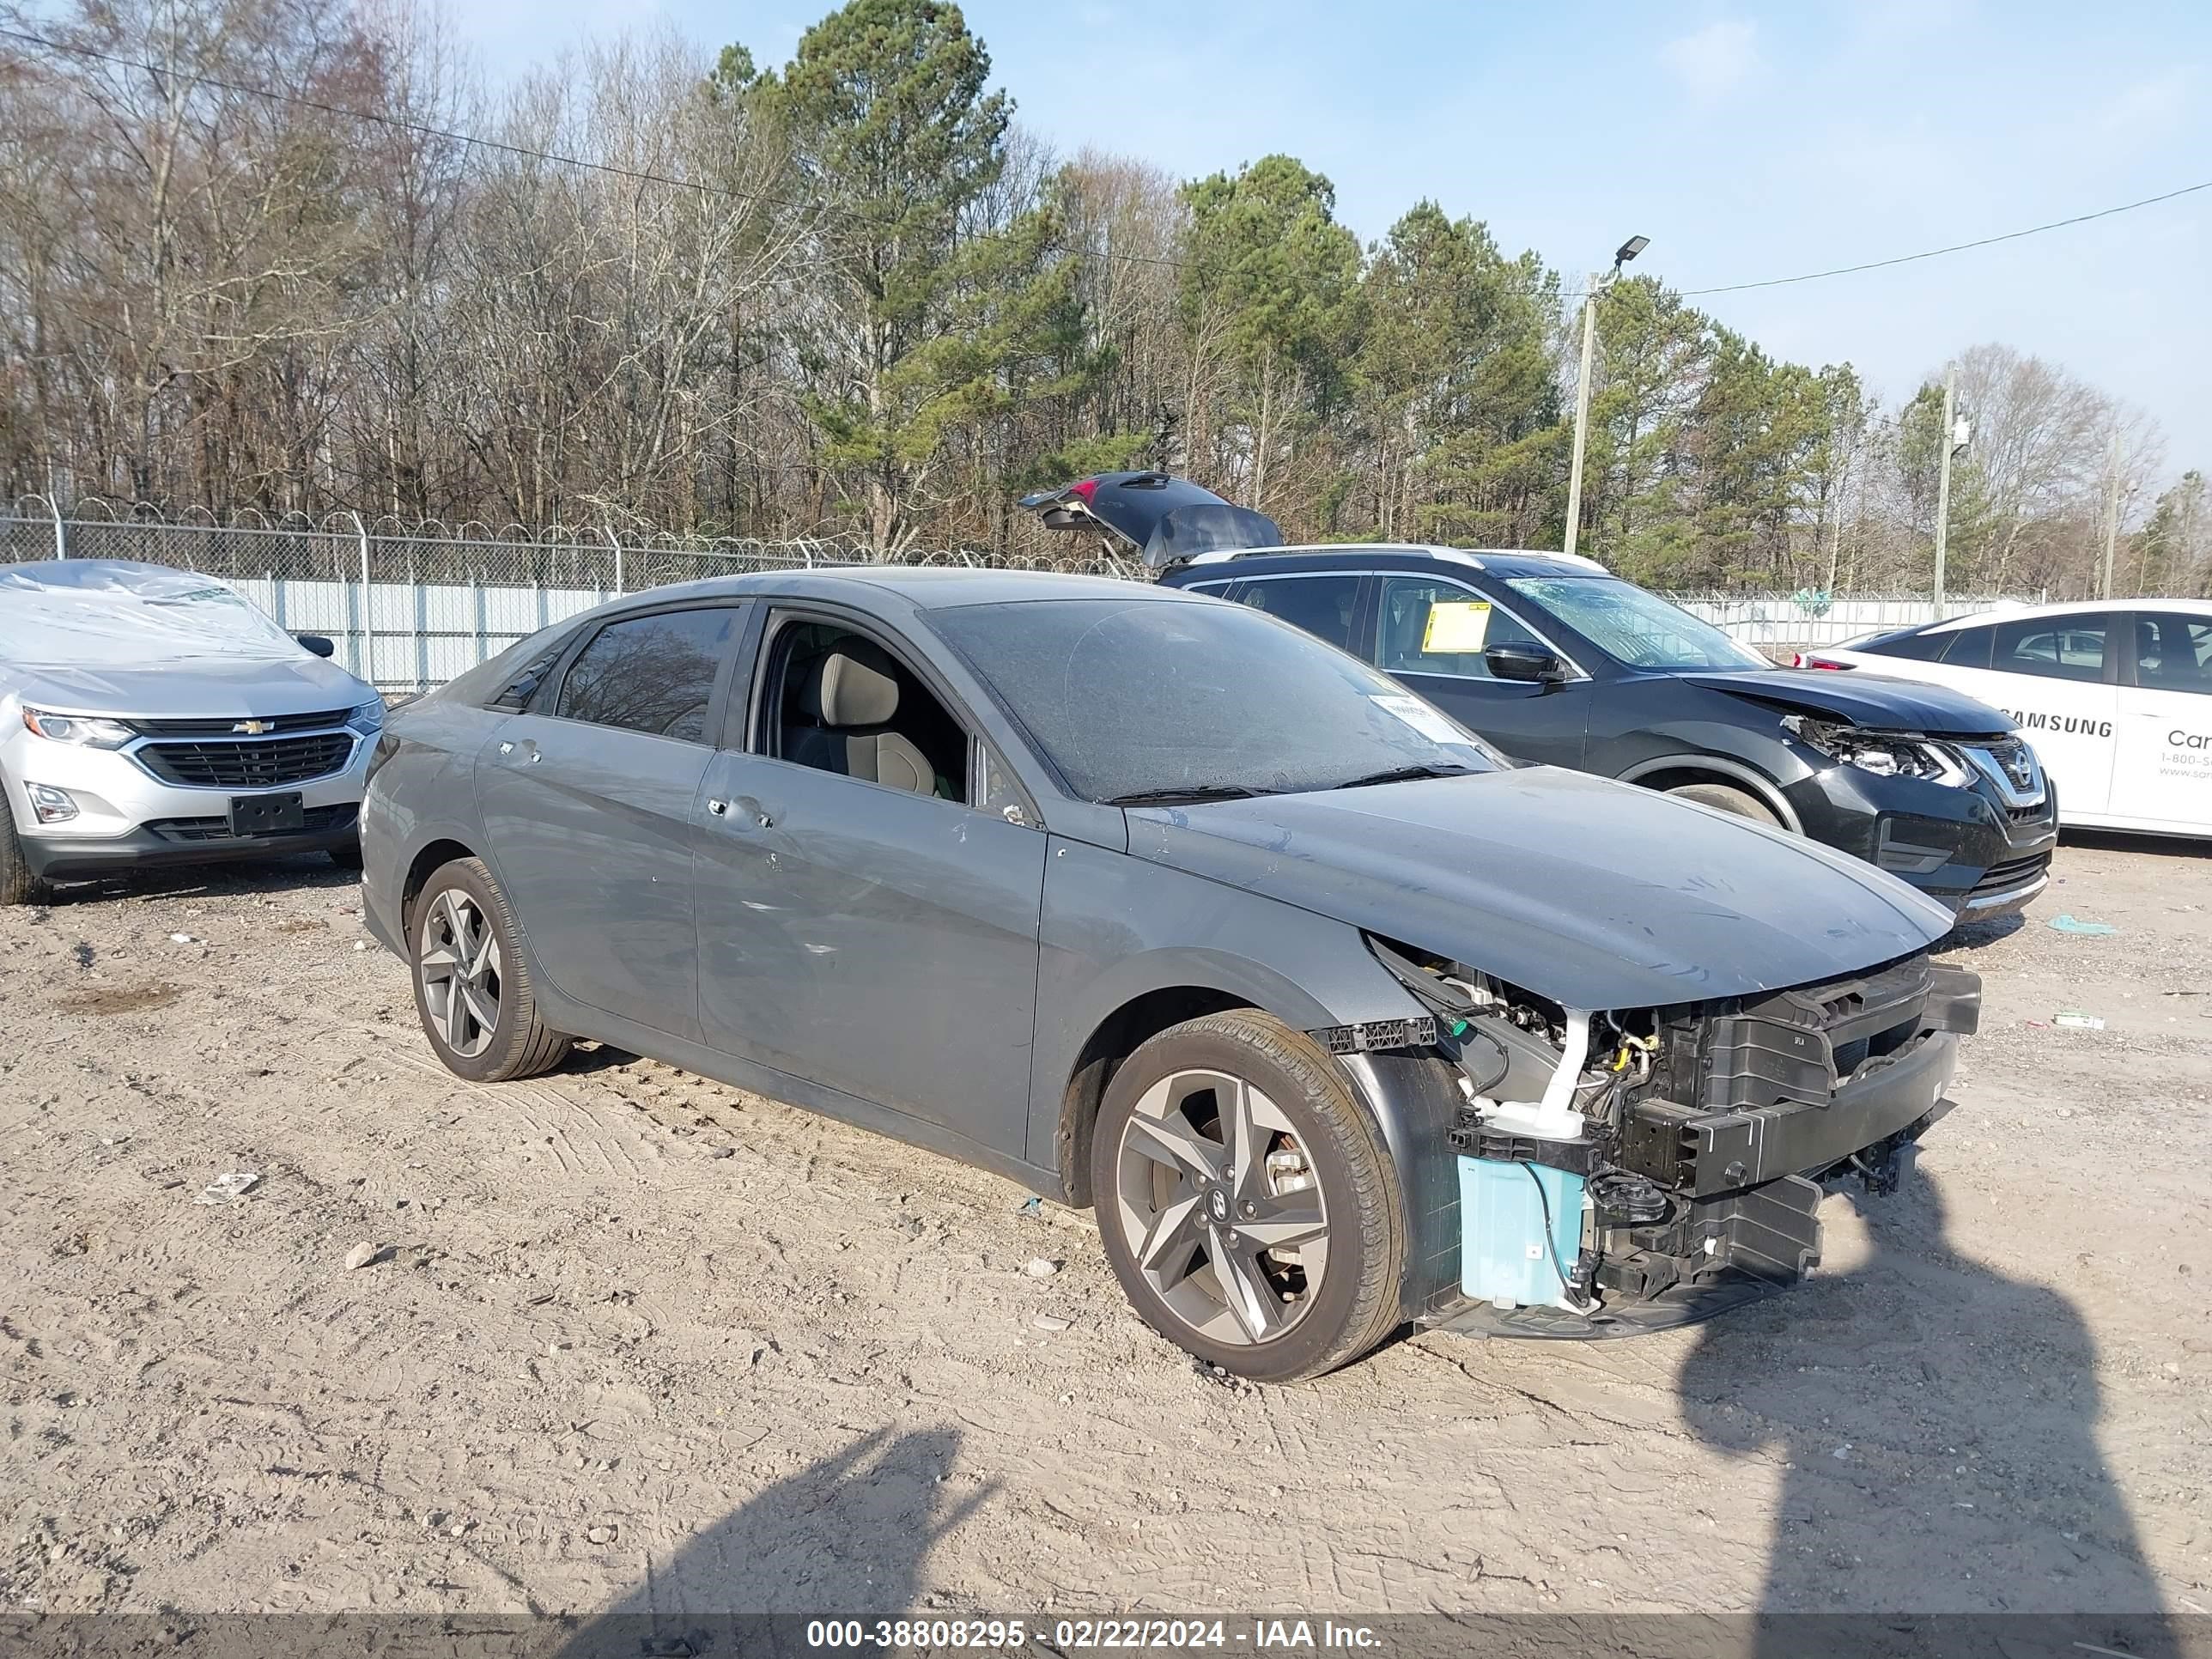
[0,562,307,667]
[1504,575,1770,672]
[931,597,1504,804]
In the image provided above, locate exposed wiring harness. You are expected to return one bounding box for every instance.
[1450,1019,1512,1095]
[1518,1161,1597,1314]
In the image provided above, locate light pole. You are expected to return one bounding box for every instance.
[1932,366,1970,619]
[1563,234,1648,562]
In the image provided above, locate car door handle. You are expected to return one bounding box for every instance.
[497,739,540,763]
[708,799,773,829]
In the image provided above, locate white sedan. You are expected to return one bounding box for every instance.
[1807,599,2212,837]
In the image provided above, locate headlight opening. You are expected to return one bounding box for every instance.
[1783,714,1966,786]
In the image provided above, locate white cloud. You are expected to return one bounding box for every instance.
[2094,69,2195,139]
[1661,19,1759,103]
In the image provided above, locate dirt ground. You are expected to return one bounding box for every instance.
[3,834,2209,1622]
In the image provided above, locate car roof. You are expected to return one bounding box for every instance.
[1895,597,2212,635]
[587,563,1189,615]
[1171,544,1611,580]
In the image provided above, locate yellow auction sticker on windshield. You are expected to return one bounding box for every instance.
[1423,600,1491,653]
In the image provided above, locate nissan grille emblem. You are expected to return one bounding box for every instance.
[232,719,273,735]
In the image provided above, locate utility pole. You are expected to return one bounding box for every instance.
[2100,430,2124,599]
[1563,234,1648,562]
[1932,368,1956,621]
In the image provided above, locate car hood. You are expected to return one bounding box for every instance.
[1125,768,1954,1012]
[0,655,372,718]
[1676,666,2011,735]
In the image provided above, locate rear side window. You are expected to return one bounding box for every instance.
[1237,574,1362,653]
[1934,625,1994,670]
[553,607,738,742]
[490,637,572,710]
[1991,617,2107,684]
[1861,627,1954,663]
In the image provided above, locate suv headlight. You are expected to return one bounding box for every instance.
[346,699,386,735]
[1784,715,1967,785]
[21,707,134,749]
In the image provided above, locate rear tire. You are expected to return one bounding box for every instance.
[1664,781,1781,826]
[1091,1010,1405,1382]
[0,787,53,907]
[407,856,570,1082]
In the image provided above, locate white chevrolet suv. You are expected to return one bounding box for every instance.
[1,561,382,904]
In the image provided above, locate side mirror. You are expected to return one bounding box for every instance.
[1485,643,1565,684]
[295,633,337,659]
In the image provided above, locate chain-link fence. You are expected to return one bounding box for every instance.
[1662,591,2041,653]
[3,496,2026,694]
[3,496,1146,693]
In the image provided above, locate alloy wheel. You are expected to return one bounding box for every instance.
[1112,1067,1330,1346]
[417,889,501,1058]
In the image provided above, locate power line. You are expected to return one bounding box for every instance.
[0,24,1202,270]
[0,24,776,206]
[4,24,2208,295]
[1679,179,2212,296]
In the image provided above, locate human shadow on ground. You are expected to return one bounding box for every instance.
[556,1425,989,1659]
[1678,1159,2173,1655]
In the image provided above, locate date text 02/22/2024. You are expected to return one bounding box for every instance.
[802,1619,1384,1650]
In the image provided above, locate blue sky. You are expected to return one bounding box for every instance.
[453,0,2210,482]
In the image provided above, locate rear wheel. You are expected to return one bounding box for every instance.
[408,857,569,1082]
[0,787,53,907]
[1664,781,1781,826]
[1091,1010,1405,1382]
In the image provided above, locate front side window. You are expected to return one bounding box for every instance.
[553,607,736,742]
[1237,574,1362,653]
[1503,575,1770,672]
[2133,613,2212,694]
[931,597,1504,804]
[1375,576,1547,679]
[1991,617,2107,684]
[763,619,969,801]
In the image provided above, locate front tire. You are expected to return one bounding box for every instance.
[1664,781,1781,825]
[1091,1011,1406,1382]
[0,787,53,907]
[327,837,364,871]
[407,857,570,1082]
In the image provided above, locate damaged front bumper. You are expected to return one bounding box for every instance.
[1380,947,1980,1340]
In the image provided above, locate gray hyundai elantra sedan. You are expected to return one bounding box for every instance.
[360,568,1978,1380]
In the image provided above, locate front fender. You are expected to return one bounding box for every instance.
[1615,745,1802,830]
[1030,835,1458,1319]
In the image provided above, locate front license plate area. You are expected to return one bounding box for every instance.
[229,792,305,836]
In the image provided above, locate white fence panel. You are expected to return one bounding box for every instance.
[3,505,2047,695]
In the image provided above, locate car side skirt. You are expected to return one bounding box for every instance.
[531,979,1069,1202]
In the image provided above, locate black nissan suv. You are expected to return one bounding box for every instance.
[1021,472,2060,918]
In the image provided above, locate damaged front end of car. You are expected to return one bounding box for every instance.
[1352,937,1981,1339]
